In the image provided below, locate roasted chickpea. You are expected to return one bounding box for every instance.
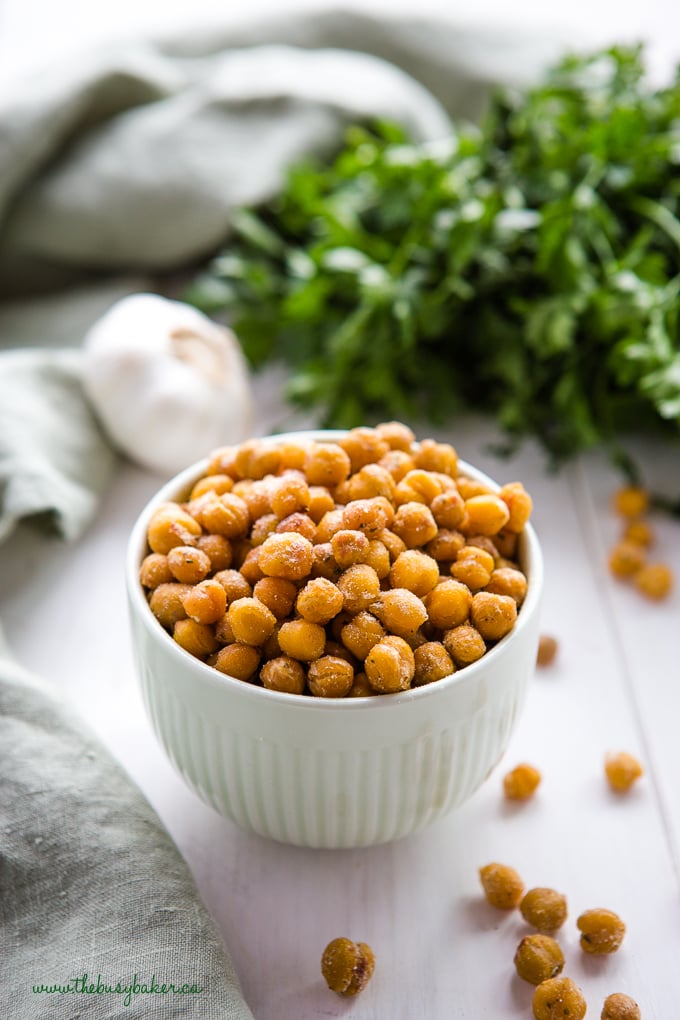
[413,642,454,686]
[500,481,533,532]
[342,497,394,537]
[377,528,407,562]
[249,513,278,547]
[456,476,492,500]
[623,519,654,548]
[514,934,564,985]
[239,547,265,586]
[258,532,314,580]
[323,640,358,668]
[305,442,351,487]
[190,473,234,500]
[140,553,172,589]
[233,438,282,480]
[413,438,458,476]
[310,542,342,582]
[270,474,310,518]
[348,463,395,501]
[348,672,374,697]
[331,529,370,568]
[430,489,465,529]
[261,655,306,694]
[533,977,586,1020]
[520,888,568,935]
[375,420,415,451]
[634,562,673,599]
[215,614,236,645]
[194,534,232,572]
[166,545,210,584]
[213,643,261,682]
[183,578,228,625]
[394,469,443,506]
[321,937,375,997]
[365,635,415,693]
[277,440,310,471]
[253,577,298,619]
[613,485,649,519]
[296,577,344,624]
[206,445,239,477]
[392,501,438,547]
[504,763,542,800]
[425,529,466,562]
[462,494,510,536]
[308,655,355,697]
[147,504,202,554]
[450,546,494,589]
[605,751,643,793]
[307,485,336,523]
[364,539,391,579]
[213,569,252,603]
[577,908,626,954]
[485,567,527,605]
[443,624,486,667]
[389,550,440,597]
[149,583,192,629]
[227,597,277,645]
[423,579,472,629]
[275,511,317,543]
[278,619,326,661]
[315,509,346,543]
[198,492,250,538]
[340,612,386,660]
[471,591,517,641]
[371,588,428,637]
[601,993,641,1020]
[236,478,272,520]
[339,427,389,471]
[537,634,558,667]
[479,863,524,909]
[337,564,381,613]
[379,449,415,482]
[609,540,646,578]
[173,618,219,658]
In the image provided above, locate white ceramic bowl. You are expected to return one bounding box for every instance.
[127,431,543,848]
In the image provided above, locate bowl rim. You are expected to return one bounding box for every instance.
[126,429,543,711]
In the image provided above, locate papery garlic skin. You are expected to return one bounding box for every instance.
[82,293,254,475]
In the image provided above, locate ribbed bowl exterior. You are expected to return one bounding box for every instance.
[127,438,543,849]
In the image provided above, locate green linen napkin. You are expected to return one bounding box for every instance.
[0,627,254,1019]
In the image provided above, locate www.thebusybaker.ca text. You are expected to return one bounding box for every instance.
[32,972,204,1008]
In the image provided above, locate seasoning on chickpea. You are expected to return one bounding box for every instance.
[471,591,517,642]
[413,642,454,686]
[532,977,587,1020]
[514,934,565,985]
[520,888,568,934]
[321,937,375,997]
[443,624,486,667]
[365,636,415,693]
[479,863,524,910]
[296,577,345,625]
[605,751,643,793]
[577,908,626,954]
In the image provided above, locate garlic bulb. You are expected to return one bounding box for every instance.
[82,293,254,475]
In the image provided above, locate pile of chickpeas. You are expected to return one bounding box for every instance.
[609,486,673,600]
[140,424,532,696]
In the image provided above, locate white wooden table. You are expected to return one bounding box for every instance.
[1,371,679,1018]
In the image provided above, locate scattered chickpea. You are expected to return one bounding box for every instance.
[479,863,524,910]
[634,562,673,600]
[537,635,558,668]
[321,937,375,997]
[520,889,568,934]
[533,977,587,1020]
[503,763,541,800]
[514,934,564,985]
[609,541,646,579]
[613,486,649,519]
[261,655,306,695]
[605,751,643,793]
[601,992,642,1020]
[623,519,654,548]
[577,908,626,954]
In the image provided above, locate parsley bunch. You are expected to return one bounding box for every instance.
[185,46,680,483]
